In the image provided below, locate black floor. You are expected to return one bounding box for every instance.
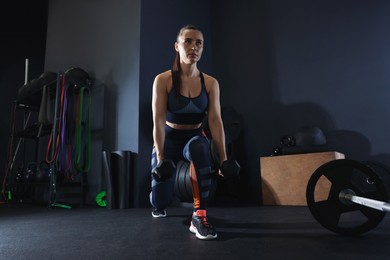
[1,202,390,260]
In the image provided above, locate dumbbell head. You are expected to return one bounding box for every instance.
[152,159,176,182]
[220,159,240,179]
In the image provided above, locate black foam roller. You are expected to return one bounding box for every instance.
[110,151,133,209]
[102,151,115,209]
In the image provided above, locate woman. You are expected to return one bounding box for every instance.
[150,25,227,240]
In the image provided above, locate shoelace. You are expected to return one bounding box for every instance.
[197,216,212,228]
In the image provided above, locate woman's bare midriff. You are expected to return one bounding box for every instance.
[166,121,202,130]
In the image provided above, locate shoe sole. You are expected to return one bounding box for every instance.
[189,223,218,240]
[151,212,166,218]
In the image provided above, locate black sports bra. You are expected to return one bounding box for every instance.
[166,71,208,125]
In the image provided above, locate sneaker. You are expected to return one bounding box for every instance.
[151,208,166,218]
[189,213,217,240]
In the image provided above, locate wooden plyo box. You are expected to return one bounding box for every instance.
[260,151,345,206]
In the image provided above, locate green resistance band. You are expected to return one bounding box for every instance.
[51,202,72,209]
[75,86,91,172]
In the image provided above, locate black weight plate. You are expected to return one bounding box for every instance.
[174,160,185,198]
[182,163,192,202]
[306,159,388,236]
[174,161,192,202]
[363,160,390,198]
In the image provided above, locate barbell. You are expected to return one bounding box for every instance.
[339,189,390,212]
[306,159,389,236]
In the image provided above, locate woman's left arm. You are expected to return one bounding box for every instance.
[206,76,227,165]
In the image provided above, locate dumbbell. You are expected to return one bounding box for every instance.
[152,159,176,182]
[220,159,241,179]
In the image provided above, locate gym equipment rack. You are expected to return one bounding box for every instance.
[3,71,87,207]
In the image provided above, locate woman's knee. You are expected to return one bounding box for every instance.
[184,137,210,160]
[183,138,213,170]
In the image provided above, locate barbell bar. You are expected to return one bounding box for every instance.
[339,189,390,212]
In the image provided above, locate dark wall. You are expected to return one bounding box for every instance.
[45,0,141,151]
[266,0,390,161]
[44,0,141,203]
[44,0,213,207]
[210,0,390,202]
[210,0,270,201]
[0,2,48,191]
[3,0,390,205]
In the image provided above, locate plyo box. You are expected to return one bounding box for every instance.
[260,151,345,206]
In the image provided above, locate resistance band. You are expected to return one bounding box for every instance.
[46,74,66,164]
[2,103,17,201]
[74,86,91,172]
[58,83,72,177]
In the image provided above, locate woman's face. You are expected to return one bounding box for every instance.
[175,29,204,65]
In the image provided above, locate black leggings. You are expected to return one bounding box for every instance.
[150,125,214,211]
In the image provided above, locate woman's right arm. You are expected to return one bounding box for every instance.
[152,73,168,162]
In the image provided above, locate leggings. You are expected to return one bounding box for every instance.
[150,125,214,211]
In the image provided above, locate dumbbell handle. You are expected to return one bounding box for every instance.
[339,189,390,212]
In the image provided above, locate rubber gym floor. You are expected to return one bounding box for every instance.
[1,202,389,260]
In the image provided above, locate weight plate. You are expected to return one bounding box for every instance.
[174,160,218,203]
[174,161,192,202]
[363,160,390,198]
[306,159,388,235]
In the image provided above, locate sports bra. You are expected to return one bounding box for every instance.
[166,71,208,125]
